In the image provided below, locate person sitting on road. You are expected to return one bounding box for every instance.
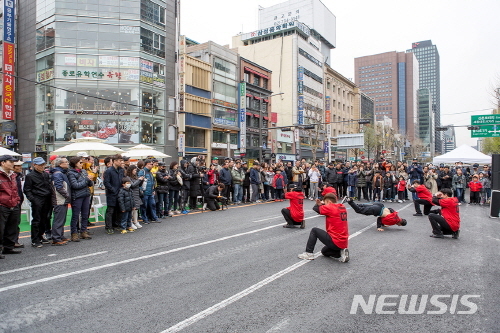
[345,197,407,231]
[428,188,460,239]
[408,180,435,216]
[205,183,226,211]
[298,193,350,262]
[282,184,305,229]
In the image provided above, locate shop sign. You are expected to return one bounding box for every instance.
[239,82,246,153]
[241,20,309,41]
[276,129,293,143]
[140,59,153,72]
[2,42,15,120]
[3,0,15,43]
[212,99,238,110]
[119,26,139,34]
[71,117,140,144]
[178,133,185,154]
[212,142,238,149]
[119,57,139,69]
[276,154,296,161]
[36,68,54,82]
[214,118,237,127]
[62,70,123,79]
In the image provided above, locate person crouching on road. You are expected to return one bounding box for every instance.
[345,197,407,231]
[282,184,305,229]
[297,194,349,262]
[118,177,136,234]
[408,180,434,216]
[205,183,226,211]
[428,188,460,239]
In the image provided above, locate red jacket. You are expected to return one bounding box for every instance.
[207,169,218,185]
[0,169,21,208]
[381,210,402,226]
[438,197,460,231]
[319,203,349,249]
[468,181,482,192]
[397,180,406,192]
[272,173,285,189]
[285,191,304,222]
[416,185,434,205]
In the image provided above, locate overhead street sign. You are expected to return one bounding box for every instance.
[471,115,500,137]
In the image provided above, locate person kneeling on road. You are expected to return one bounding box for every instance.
[297,194,349,262]
[408,180,434,216]
[428,188,460,239]
[205,183,226,211]
[345,197,407,231]
[282,184,305,229]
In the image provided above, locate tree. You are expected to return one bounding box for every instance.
[363,125,379,160]
[482,137,500,154]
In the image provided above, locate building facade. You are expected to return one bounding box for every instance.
[233,0,336,160]
[239,57,273,161]
[443,125,456,153]
[186,41,239,159]
[354,51,419,140]
[407,40,441,153]
[417,88,434,154]
[15,0,178,156]
[360,92,374,123]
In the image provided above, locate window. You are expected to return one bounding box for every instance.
[186,127,206,147]
[252,98,260,110]
[140,28,165,58]
[36,23,55,52]
[253,76,260,86]
[252,116,259,127]
[230,133,238,145]
[262,78,268,89]
[141,0,166,27]
[244,72,250,82]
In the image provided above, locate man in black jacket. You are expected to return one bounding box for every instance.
[206,184,226,211]
[103,155,124,234]
[219,161,233,201]
[438,166,453,190]
[24,157,52,248]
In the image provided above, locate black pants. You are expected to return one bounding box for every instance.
[207,199,220,211]
[373,187,381,201]
[281,208,302,226]
[414,199,432,215]
[348,200,383,216]
[470,191,480,203]
[222,185,232,202]
[398,191,405,201]
[243,186,250,202]
[305,227,343,257]
[357,187,368,201]
[428,213,454,235]
[275,189,284,200]
[31,197,54,244]
[105,205,121,229]
[0,205,20,251]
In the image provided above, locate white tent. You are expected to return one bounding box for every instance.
[433,144,492,165]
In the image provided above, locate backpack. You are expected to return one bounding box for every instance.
[275,176,284,189]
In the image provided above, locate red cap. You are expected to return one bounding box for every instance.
[381,212,401,226]
[49,155,58,162]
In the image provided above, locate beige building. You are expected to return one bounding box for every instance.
[324,64,361,158]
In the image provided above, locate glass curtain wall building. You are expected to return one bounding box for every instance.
[31,0,177,152]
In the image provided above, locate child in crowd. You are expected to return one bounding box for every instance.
[117,177,136,234]
[397,176,406,203]
[479,172,491,205]
[468,175,482,205]
[382,172,394,202]
[282,184,305,229]
[272,169,286,201]
[297,193,349,262]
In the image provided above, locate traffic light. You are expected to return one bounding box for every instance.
[281,127,292,131]
[302,125,315,130]
[357,119,371,124]
[436,126,449,131]
[467,126,480,130]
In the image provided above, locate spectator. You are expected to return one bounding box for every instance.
[0,155,22,258]
[168,161,182,215]
[12,160,24,248]
[51,157,71,245]
[126,165,144,229]
[219,161,233,201]
[250,163,261,203]
[231,161,244,204]
[155,162,170,218]
[67,156,94,242]
[103,154,125,234]
[24,157,52,248]
[138,159,160,223]
[117,177,136,234]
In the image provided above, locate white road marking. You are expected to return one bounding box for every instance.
[0,224,286,293]
[266,318,290,332]
[160,221,376,333]
[0,251,108,276]
[253,215,283,222]
[47,254,57,257]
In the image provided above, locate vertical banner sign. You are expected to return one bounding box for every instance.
[178,133,185,156]
[3,0,16,120]
[297,66,304,125]
[325,96,331,136]
[239,82,246,153]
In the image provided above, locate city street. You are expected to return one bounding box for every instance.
[0,199,498,333]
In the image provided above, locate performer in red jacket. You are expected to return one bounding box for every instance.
[409,180,434,216]
[468,175,483,204]
[282,184,305,229]
[321,183,337,198]
[428,188,460,239]
[298,193,349,262]
[345,197,407,231]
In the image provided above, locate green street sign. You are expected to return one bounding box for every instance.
[471,115,500,137]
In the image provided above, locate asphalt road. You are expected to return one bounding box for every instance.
[0,199,498,333]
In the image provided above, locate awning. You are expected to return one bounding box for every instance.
[244,66,270,80]
[253,114,260,118]
[246,93,253,98]
[264,99,269,103]
[263,116,269,120]
[245,112,252,116]
[254,96,262,100]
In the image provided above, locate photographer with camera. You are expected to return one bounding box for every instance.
[407,158,423,200]
[205,183,227,211]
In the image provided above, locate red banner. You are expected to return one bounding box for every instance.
[2,42,15,120]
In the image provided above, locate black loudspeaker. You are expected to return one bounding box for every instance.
[490,190,500,218]
[492,154,500,191]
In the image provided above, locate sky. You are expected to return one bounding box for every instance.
[180,0,500,148]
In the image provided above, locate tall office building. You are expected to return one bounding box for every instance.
[354,51,419,139]
[407,40,441,153]
[443,125,456,153]
[417,88,434,154]
[233,0,336,160]
[15,0,178,156]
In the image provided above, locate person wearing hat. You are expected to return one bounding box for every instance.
[50,157,72,245]
[24,157,53,247]
[0,155,22,257]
